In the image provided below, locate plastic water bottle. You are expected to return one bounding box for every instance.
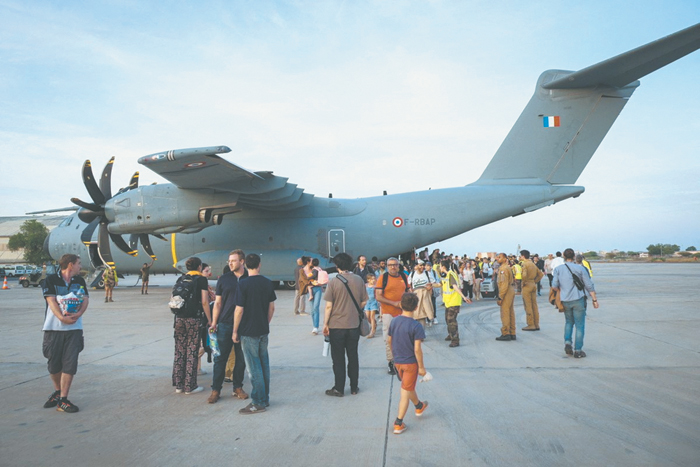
[322,335,330,357]
[208,329,221,358]
[75,286,85,304]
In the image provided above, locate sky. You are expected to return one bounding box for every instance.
[1,0,699,256]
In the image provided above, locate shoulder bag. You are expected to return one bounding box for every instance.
[337,274,371,337]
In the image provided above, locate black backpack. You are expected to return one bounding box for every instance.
[169,274,201,318]
[381,271,410,293]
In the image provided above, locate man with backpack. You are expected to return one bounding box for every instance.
[407,260,440,328]
[170,257,212,395]
[376,257,410,375]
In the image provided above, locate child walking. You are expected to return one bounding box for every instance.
[387,292,429,434]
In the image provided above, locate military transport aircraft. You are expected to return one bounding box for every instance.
[42,23,700,283]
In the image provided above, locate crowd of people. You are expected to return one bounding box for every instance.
[39,246,598,434]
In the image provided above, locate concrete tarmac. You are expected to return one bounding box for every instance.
[1,263,699,466]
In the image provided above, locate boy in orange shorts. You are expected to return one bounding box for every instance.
[387,292,429,434]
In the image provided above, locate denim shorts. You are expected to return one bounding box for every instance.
[43,330,84,375]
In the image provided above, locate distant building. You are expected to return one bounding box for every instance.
[0,216,66,264]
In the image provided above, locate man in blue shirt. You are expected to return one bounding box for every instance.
[552,248,599,358]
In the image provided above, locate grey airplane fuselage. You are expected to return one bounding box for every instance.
[47,182,582,280]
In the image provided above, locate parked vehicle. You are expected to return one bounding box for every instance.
[481,277,497,299]
[18,266,51,288]
[2,265,16,277]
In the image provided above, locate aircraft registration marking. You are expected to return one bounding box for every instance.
[392,217,435,227]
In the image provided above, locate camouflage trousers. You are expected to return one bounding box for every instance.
[445,306,460,344]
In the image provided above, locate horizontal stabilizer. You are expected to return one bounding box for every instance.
[544,22,700,89]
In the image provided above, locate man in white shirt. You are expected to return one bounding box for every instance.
[407,260,440,327]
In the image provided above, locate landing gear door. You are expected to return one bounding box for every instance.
[328,229,345,256]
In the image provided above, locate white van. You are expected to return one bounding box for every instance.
[14,265,29,276]
[2,265,17,277]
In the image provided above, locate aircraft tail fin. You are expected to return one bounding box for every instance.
[476,23,700,185]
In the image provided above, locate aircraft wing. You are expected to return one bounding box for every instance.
[137,146,313,210]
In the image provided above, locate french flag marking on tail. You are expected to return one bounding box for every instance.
[543,116,560,127]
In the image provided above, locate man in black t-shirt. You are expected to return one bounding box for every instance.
[207,249,249,404]
[233,254,276,414]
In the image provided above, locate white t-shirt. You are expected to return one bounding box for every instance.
[409,270,433,289]
[551,257,565,270]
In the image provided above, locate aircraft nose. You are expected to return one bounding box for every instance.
[43,231,52,258]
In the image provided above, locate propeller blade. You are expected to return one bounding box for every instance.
[80,219,100,245]
[128,172,139,191]
[129,234,139,251]
[99,157,115,201]
[140,234,157,260]
[97,221,115,268]
[109,232,138,257]
[71,197,100,212]
[82,160,106,205]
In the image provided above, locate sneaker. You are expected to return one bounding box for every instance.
[239,402,266,415]
[393,422,407,434]
[233,387,249,400]
[207,390,220,404]
[415,400,429,417]
[325,388,344,397]
[56,399,79,413]
[185,386,204,395]
[312,328,319,335]
[495,334,511,341]
[299,312,309,316]
[224,377,233,383]
[433,318,439,324]
[574,350,587,358]
[43,390,61,408]
[175,388,183,394]
[448,341,460,348]
[565,343,573,356]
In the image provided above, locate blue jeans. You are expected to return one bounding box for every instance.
[563,297,587,351]
[241,335,270,406]
[310,286,323,328]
